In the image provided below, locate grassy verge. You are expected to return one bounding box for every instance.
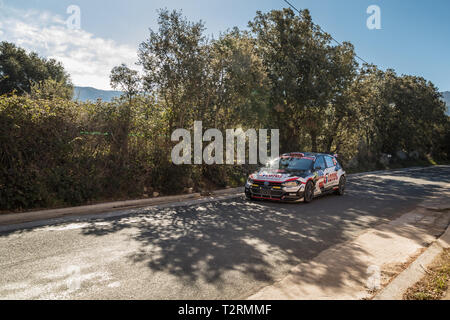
[403,248,450,300]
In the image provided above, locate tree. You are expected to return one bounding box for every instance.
[109,64,142,162]
[110,64,142,100]
[249,8,357,152]
[205,28,269,129]
[351,65,447,161]
[138,9,209,134]
[0,42,73,97]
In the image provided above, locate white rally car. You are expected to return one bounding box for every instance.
[245,152,346,203]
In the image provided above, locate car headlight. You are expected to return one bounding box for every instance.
[282,181,299,188]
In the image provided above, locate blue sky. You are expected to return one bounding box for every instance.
[1,0,449,91]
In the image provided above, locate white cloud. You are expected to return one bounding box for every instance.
[0,6,138,90]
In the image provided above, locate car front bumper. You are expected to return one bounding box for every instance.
[245,185,304,202]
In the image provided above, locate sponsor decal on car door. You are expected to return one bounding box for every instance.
[324,156,339,189]
[314,156,326,193]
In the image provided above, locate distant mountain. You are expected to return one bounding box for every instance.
[442,91,450,115]
[73,86,123,102]
[73,86,450,114]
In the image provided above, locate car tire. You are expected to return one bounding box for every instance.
[304,181,315,203]
[336,176,346,196]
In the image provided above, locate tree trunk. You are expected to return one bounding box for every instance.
[311,131,318,153]
[120,100,132,164]
[326,119,342,152]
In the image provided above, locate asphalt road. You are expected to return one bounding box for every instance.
[1,166,449,300]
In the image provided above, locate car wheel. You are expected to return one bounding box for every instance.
[304,181,315,203]
[336,176,346,196]
[245,190,255,201]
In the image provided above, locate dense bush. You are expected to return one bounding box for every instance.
[0,94,251,210]
[0,95,81,209]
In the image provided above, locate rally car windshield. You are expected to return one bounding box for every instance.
[266,157,313,171]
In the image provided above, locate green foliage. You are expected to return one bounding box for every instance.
[0,41,73,97]
[110,64,141,100]
[249,8,358,152]
[351,66,448,161]
[31,79,74,100]
[0,95,81,209]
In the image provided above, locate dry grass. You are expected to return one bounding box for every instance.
[404,248,450,300]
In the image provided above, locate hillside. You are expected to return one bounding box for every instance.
[73,86,123,102]
[73,86,450,114]
[73,88,450,114]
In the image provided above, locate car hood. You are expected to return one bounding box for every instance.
[251,169,310,182]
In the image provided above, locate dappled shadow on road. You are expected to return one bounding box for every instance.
[1,167,449,298]
[77,168,449,296]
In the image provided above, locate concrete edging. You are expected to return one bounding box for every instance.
[0,193,203,226]
[0,165,446,227]
[373,224,450,300]
[0,187,246,227]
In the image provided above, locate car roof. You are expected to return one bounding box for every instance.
[282,152,335,158]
